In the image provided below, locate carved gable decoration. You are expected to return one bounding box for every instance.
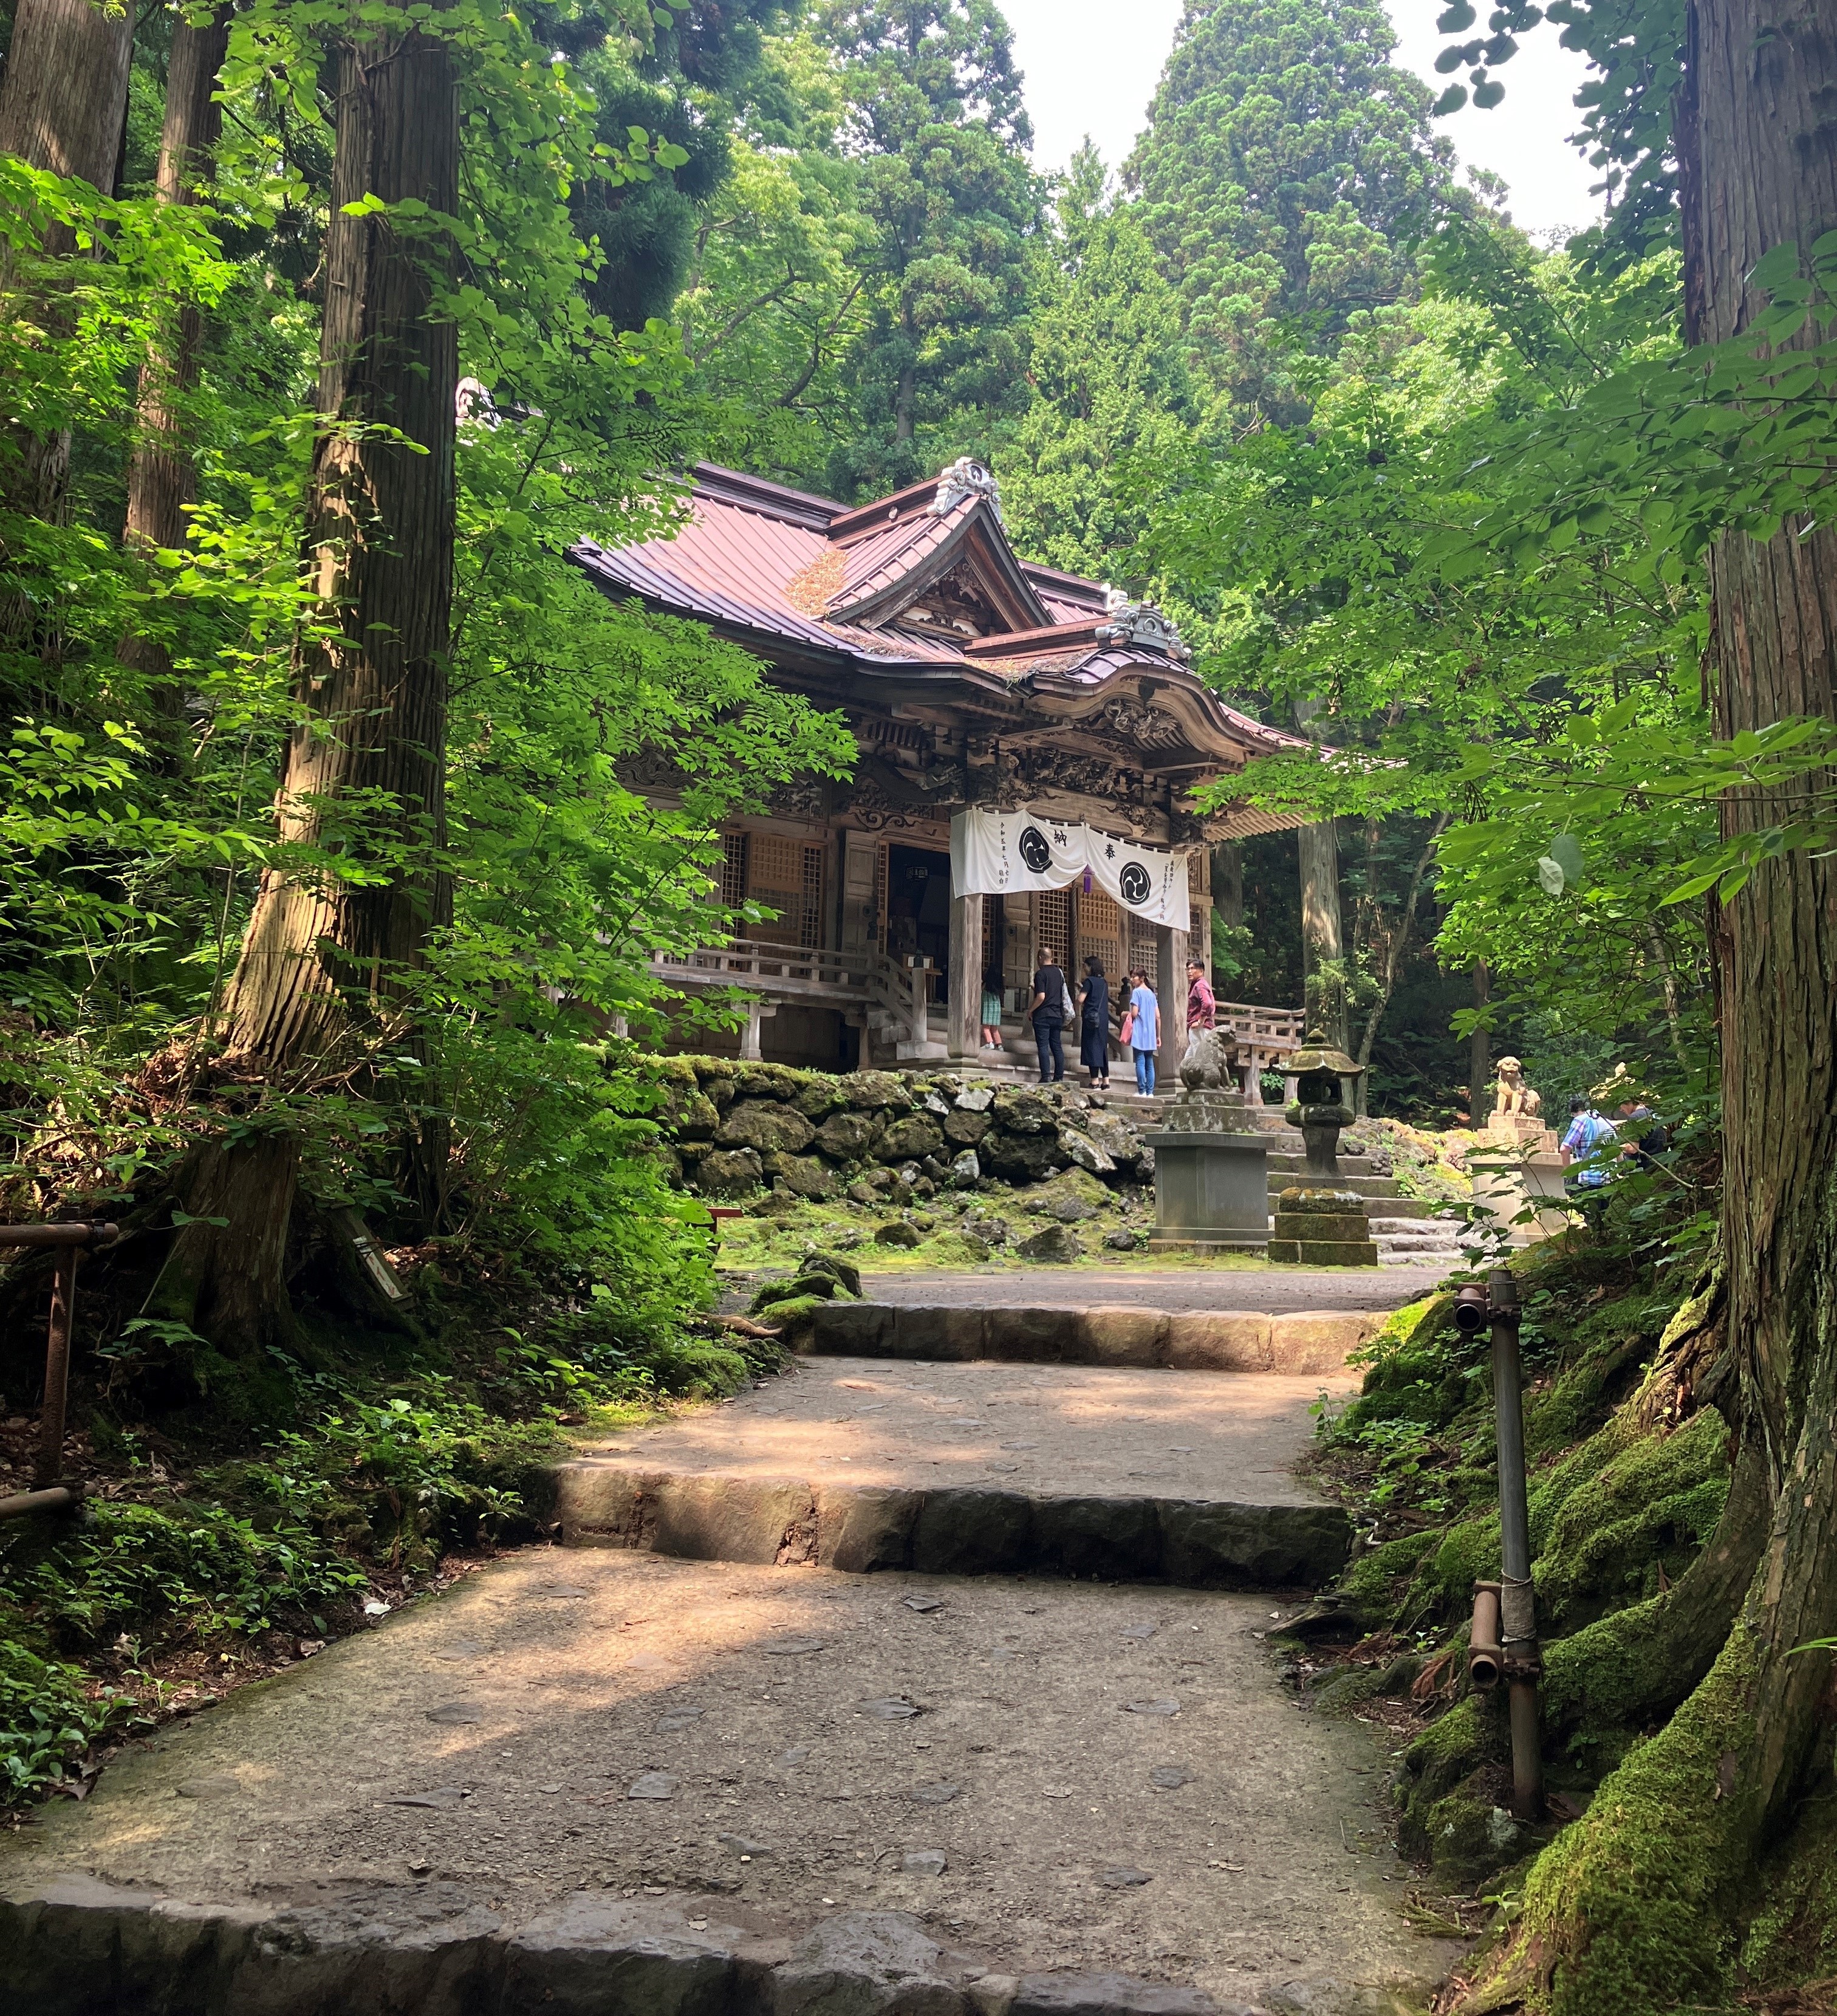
[895,558,1003,640]
[1098,695,1190,753]
[931,457,1002,519]
[1097,587,1194,664]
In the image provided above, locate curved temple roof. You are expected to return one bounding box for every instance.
[571,460,1309,786]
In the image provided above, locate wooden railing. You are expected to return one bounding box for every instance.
[1215,1002,1306,1055]
[647,938,933,1054]
[648,938,878,999]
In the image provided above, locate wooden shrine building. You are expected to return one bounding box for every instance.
[575,458,1305,1087]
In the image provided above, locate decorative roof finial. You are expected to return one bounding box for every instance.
[1096,588,1193,665]
[931,457,1002,519]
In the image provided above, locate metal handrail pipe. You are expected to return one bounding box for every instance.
[1469,1583,1503,1690]
[0,1483,81,1521]
[0,1222,119,1249]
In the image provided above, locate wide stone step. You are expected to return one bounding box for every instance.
[1263,1168,1401,1198]
[549,1351,1358,1591]
[0,1546,1451,2016]
[793,1299,1384,1371]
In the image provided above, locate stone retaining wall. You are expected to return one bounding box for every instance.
[649,1058,1150,1205]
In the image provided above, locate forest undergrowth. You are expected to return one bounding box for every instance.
[0,1178,785,1815]
[1290,1164,1837,2015]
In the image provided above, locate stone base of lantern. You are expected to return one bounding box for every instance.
[1266,1187,1379,1268]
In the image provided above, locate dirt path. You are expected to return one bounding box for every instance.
[1,1269,1457,2016]
[1,1552,1454,2015]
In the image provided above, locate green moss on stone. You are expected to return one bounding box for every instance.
[1502,1624,1763,2016]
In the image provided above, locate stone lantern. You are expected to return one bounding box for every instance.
[1268,1029,1377,1266]
[1284,1030,1365,1178]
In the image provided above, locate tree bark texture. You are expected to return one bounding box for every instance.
[1353,814,1445,1116]
[0,0,134,525]
[120,7,232,711]
[221,22,459,1078]
[0,0,133,191]
[160,19,458,1349]
[1297,817,1347,1048]
[1697,0,1837,1836]
[1468,958,1490,1126]
[1473,6,1837,2010]
[1209,841,1242,930]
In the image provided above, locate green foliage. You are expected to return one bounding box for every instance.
[0,1637,142,1802]
[1127,0,1456,409]
[815,0,1042,496]
[10,1499,366,1649]
[999,145,1200,578]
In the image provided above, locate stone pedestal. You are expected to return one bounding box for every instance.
[1145,1125,1271,1252]
[1266,1187,1378,1267]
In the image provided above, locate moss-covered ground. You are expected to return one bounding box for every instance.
[1295,1219,1837,2015]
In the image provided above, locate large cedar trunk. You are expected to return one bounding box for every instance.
[118,7,232,723]
[0,0,135,524]
[0,0,132,190]
[1297,817,1347,1049]
[1465,4,1837,2009]
[156,21,459,1349]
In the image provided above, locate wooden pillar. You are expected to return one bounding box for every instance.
[1154,923,1191,1072]
[948,889,982,1060]
[739,1001,777,1061]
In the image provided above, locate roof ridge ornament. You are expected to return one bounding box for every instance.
[931,457,1002,520]
[1097,585,1194,665]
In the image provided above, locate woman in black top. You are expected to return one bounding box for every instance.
[1078,955,1111,1089]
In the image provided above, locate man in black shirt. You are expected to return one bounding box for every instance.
[1030,947,1068,1084]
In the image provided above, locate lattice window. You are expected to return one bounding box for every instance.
[799,840,825,948]
[748,834,824,947]
[1036,887,1071,972]
[718,831,748,939]
[1078,887,1123,990]
[872,840,889,952]
[1129,922,1158,987]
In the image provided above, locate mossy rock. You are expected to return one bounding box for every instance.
[875,1221,923,1248]
[1423,1777,1528,1888]
[671,1094,722,1142]
[796,1250,862,1297]
[926,1231,997,1266]
[695,1147,763,1198]
[980,1128,1058,1181]
[991,1086,1058,1134]
[1535,1407,1729,1631]
[775,1154,840,1201]
[1396,1694,1505,1860]
[750,1273,843,1314]
[716,1101,816,1154]
[641,1337,750,1397]
[1339,1527,1441,1617]
[943,1107,992,1147]
[876,1116,945,1163]
[734,1062,807,1102]
[845,1071,915,1113]
[791,1077,851,1119]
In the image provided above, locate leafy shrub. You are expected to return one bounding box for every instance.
[0,1638,140,1801]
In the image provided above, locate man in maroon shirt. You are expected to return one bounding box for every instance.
[1186,957,1216,1033]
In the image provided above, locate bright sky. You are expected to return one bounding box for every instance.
[1000,0,1606,244]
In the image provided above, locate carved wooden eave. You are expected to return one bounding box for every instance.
[570,459,1312,841]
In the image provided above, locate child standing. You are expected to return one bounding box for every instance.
[980,966,1005,1050]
